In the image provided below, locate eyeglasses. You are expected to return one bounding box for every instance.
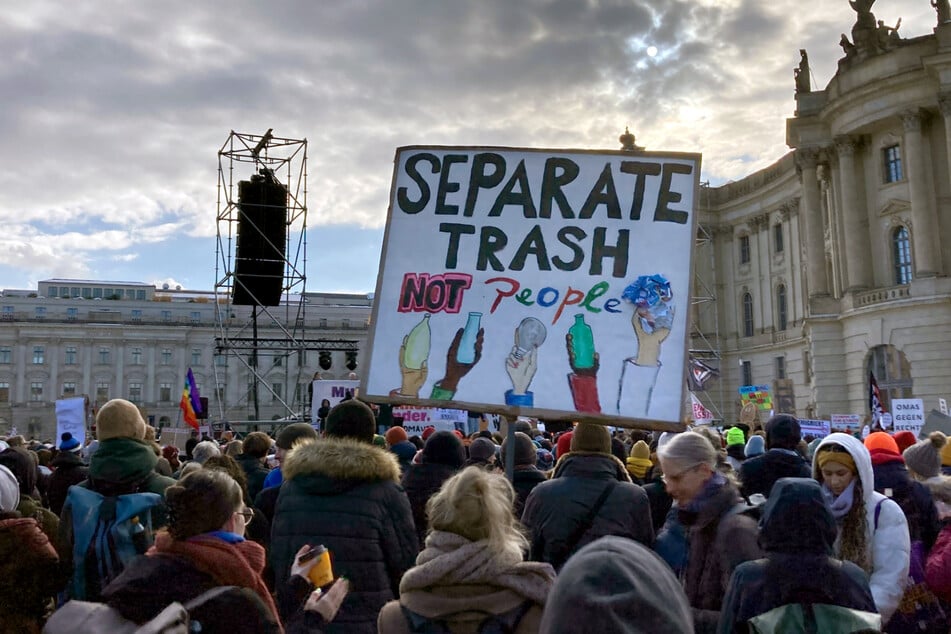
[661,463,703,484]
[236,508,254,522]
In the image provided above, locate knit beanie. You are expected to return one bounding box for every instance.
[625,440,653,480]
[893,431,918,454]
[468,437,497,463]
[570,423,611,455]
[372,434,386,447]
[903,432,947,479]
[555,431,573,459]
[59,432,81,453]
[765,414,801,450]
[864,431,899,455]
[744,435,766,458]
[384,426,408,446]
[502,432,537,467]
[422,431,466,468]
[96,399,147,441]
[725,427,746,447]
[325,400,376,443]
[275,422,319,450]
[421,426,436,441]
[630,440,650,461]
[162,445,179,463]
[0,464,18,512]
[536,448,554,471]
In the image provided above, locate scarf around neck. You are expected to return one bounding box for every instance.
[822,480,856,520]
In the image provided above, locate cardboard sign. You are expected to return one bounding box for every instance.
[798,418,831,438]
[363,146,701,429]
[831,414,862,431]
[891,398,925,435]
[55,397,86,449]
[739,385,773,411]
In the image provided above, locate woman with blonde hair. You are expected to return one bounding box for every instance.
[812,433,910,624]
[378,466,556,633]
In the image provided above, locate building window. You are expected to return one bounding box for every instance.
[161,348,172,365]
[742,293,754,338]
[131,309,142,322]
[273,355,283,367]
[48,286,58,298]
[214,353,227,367]
[71,287,80,298]
[161,310,172,323]
[215,383,226,402]
[741,360,753,387]
[65,346,77,365]
[774,223,784,253]
[341,318,351,329]
[295,382,305,406]
[63,382,77,397]
[0,382,8,402]
[191,349,201,365]
[739,235,751,264]
[92,287,103,299]
[33,346,45,364]
[136,290,146,300]
[271,382,283,402]
[99,347,110,364]
[190,311,201,324]
[776,285,788,331]
[1,306,13,320]
[82,287,92,299]
[126,289,136,300]
[35,306,46,320]
[30,381,43,402]
[128,383,142,403]
[893,226,912,285]
[867,344,913,412]
[0,347,10,364]
[131,347,143,365]
[96,382,109,403]
[66,307,78,321]
[159,383,172,402]
[319,318,328,328]
[775,356,786,379]
[883,145,903,183]
[297,351,306,367]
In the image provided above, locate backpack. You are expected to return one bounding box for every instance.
[872,499,947,634]
[62,483,163,601]
[747,603,882,633]
[401,600,534,634]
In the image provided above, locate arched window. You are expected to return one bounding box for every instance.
[893,226,912,285]
[776,285,788,331]
[742,292,754,338]
[866,345,912,413]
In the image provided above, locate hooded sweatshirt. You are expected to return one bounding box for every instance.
[812,433,910,623]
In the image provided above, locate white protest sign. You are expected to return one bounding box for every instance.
[831,414,862,431]
[392,406,467,436]
[311,380,360,424]
[881,412,893,429]
[940,398,948,416]
[55,397,86,448]
[891,398,925,435]
[798,419,831,438]
[364,146,701,429]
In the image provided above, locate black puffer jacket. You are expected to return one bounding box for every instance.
[521,452,654,571]
[401,462,460,548]
[270,438,418,634]
[46,451,88,516]
[871,457,940,550]
[235,453,271,502]
[511,466,548,517]
[717,478,876,634]
[738,449,811,500]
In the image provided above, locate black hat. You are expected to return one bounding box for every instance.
[765,414,801,450]
[422,431,465,467]
[325,400,376,444]
[276,422,319,450]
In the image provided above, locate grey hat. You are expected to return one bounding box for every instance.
[903,432,947,479]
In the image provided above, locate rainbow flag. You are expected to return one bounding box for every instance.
[180,368,202,430]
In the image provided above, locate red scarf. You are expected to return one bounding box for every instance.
[150,530,282,630]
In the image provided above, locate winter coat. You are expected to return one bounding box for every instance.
[643,472,673,534]
[678,475,762,634]
[377,531,555,634]
[738,448,811,500]
[924,475,951,602]
[539,536,693,634]
[236,453,271,502]
[46,451,88,516]
[0,515,67,634]
[521,452,654,571]
[717,478,876,634]
[270,437,418,634]
[870,457,939,550]
[401,462,461,548]
[812,433,910,623]
[511,467,547,518]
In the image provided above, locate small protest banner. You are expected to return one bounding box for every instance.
[55,397,86,448]
[891,398,925,435]
[798,418,831,438]
[691,392,714,425]
[739,385,773,411]
[363,145,702,431]
[831,414,862,431]
[311,379,361,424]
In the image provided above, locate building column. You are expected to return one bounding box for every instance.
[902,109,942,277]
[835,136,872,290]
[796,148,829,297]
[752,214,772,331]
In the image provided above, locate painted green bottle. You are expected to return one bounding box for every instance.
[569,314,595,369]
[403,314,431,370]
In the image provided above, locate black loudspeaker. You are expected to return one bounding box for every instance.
[198,397,209,420]
[234,169,287,306]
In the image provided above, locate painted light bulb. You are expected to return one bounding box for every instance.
[514,317,547,359]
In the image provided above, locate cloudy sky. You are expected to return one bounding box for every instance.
[0,0,934,293]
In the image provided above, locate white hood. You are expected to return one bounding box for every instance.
[812,432,875,505]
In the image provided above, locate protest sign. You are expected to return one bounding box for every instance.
[690,392,714,425]
[311,379,360,424]
[160,428,193,452]
[363,146,701,430]
[831,414,862,431]
[739,385,773,411]
[392,406,467,435]
[55,397,86,448]
[892,398,925,435]
[798,418,831,438]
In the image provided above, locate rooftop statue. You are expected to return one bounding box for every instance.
[934,0,951,24]
[794,49,811,93]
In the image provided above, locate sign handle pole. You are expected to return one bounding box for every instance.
[503,415,516,483]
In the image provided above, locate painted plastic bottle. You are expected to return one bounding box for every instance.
[403,314,431,370]
[569,314,595,369]
[456,312,482,364]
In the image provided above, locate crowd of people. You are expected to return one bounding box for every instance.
[2,398,951,633]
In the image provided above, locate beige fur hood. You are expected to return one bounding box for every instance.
[282,436,401,483]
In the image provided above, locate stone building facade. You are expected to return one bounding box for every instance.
[696,15,951,424]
